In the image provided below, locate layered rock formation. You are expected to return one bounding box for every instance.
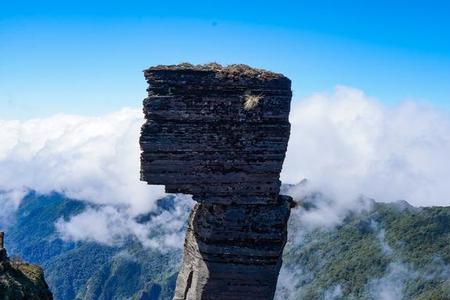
[0,232,53,300]
[140,63,293,300]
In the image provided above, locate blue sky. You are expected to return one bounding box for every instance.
[1,0,450,119]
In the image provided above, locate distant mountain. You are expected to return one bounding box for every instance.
[3,191,450,300]
[5,192,180,300]
[278,201,450,299]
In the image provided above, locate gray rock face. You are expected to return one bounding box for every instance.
[140,63,293,300]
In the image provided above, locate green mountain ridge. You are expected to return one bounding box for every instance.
[3,191,450,299]
[278,200,450,299]
[4,192,180,300]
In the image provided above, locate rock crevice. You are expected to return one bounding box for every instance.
[140,63,293,300]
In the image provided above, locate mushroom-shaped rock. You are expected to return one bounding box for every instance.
[140,63,293,300]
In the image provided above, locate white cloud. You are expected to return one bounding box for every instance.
[55,194,193,251]
[0,108,165,214]
[282,85,450,209]
[0,189,27,227]
[367,262,411,300]
[323,285,343,300]
[0,108,176,249]
[275,266,313,300]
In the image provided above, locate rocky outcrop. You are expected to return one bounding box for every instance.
[0,232,53,300]
[140,63,293,300]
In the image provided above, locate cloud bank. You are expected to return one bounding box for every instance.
[0,109,164,213]
[0,108,176,248]
[0,108,165,212]
[1,86,450,247]
[55,194,193,250]
[283,85,450,209]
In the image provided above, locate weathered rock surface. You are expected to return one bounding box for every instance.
[140,63,293,300]
[0,233,53,300]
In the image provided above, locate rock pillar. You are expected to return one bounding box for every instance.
[0,231,7,261]
[140,63,293,300]
[0,232,4,249]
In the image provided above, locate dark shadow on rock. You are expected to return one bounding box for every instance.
[174,195,293,300]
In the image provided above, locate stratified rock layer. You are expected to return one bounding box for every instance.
[140,63,293,300]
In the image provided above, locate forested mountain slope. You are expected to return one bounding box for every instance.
[4,192,450,300]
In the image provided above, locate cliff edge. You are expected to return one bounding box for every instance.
[0,232,53,300]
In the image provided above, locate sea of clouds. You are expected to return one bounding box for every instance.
[282,85,450,236]
[1,86,450,250]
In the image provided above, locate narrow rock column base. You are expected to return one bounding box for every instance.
[174,196,293,300]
